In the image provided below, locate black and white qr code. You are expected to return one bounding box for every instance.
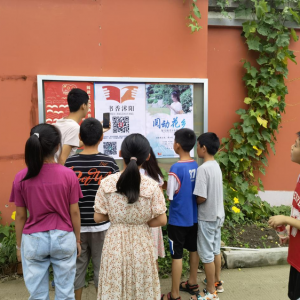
[113,116,129,134]
[103,142,117,156]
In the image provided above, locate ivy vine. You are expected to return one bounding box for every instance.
[186,0,202,32]
[212,0,300,223]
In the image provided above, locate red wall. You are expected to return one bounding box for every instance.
[207,27,300,191]
[0,0,208,225]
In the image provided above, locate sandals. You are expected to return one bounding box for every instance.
[179,281,200,295]
[161,292,181,300]
[191,289,219,300]
[202,278,224,293]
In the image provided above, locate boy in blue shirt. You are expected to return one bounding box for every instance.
[162,128,199,300]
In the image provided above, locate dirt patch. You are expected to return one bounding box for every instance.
[222,223,288,249]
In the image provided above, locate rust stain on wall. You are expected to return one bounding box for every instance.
[0,154,24,161]
[0,75,27,81]
[30,82,38,127]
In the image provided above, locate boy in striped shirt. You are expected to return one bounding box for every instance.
[65,118,119,300]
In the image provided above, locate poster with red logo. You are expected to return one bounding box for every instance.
[94,83,146,159]
[44,81,94,124]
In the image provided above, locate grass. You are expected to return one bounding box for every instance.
[147,107,170,115]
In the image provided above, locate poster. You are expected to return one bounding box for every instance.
[44,81,94,124]
[145,84,194,158]
[94,83,146,159]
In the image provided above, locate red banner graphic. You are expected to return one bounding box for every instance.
[44,81,94,124]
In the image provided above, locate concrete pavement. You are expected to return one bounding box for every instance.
[0,265,290,300]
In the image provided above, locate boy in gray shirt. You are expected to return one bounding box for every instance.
[192,132,225,300]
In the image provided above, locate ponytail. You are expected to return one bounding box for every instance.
[22,134,43,181]
[142,147,163,182]
[117,134,150,204]
[22,123,61,181]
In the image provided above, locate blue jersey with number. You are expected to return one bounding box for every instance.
[168,160,198,227]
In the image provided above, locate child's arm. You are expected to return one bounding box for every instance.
[70,203,81,257]
[58,145,73,165]
[269,215,300,230]
[148,213,167,227]
[167,173,179,201]
[94,212,109,223]
[196,196,206,204]
[15,206,27,262]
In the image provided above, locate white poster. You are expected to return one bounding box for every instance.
[145,84,194,158]
[94,83,146,159]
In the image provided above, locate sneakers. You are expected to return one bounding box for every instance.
[192,289,219,300]
[202,278,224,293]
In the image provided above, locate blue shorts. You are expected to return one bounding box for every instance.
[197,219,223,263]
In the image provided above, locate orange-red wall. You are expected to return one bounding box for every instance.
[207,27,300,191]
[0,0,208,225]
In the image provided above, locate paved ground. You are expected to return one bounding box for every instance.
[0,265,290,300]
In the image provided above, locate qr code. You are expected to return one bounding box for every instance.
[113,116,129,134]
[103,142,117,156]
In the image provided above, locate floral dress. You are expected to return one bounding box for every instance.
[94,173,167,300]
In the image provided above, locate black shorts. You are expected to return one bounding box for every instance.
[167,223,197,259]
[289,266,300,300]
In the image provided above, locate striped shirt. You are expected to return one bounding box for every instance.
[65,153,119,231]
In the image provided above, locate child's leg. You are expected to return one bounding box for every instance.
[165,224,186,299]
[171,258,183,298]
[203,262,215,294]
[214,254,221,282]
[188,251,199,285]
[198,221,216,294]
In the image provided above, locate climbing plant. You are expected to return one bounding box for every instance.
[209,0,300,222]
[186,0,202,32]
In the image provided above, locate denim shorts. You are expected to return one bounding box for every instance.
[197,218,223,263]
[21,230,77,300]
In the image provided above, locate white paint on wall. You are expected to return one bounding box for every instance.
[258,191,294,207]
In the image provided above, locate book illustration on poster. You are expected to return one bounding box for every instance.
[102,86,138,103]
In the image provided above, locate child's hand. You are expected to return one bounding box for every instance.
[268,215,287,228]
[279,236,289,245]
[102,122,111,133]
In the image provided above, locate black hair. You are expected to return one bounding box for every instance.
[171,91,181,102]
[142,147,163,183]
[197,132,220,155]
[80,118,103,146]
[174,128,196,152]
[117,134,150,204]
[297,132,300,139]
[67,88,89,112]
[22,123,61,181]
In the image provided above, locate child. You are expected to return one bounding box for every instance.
[162,128,199,300]
[9,123,82,299]
[268,132,300,300]
[65,118,119,300]
[54,88,110,165]
[54,88,89,165]
[141,147,166,266]
[192,132,224,300]
[94,134,167,300]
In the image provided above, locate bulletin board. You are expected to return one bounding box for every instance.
[37,76,208,167]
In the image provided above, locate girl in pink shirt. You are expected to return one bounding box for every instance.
[9,123,83,300]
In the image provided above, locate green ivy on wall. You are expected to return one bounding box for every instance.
[185,0,300,222]
[186,0,202,32]
[213,0,300,222]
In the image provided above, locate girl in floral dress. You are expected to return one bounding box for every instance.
[141,147,166,267]
[94,134,167,300]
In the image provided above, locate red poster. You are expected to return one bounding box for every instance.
[44,81,94,124]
